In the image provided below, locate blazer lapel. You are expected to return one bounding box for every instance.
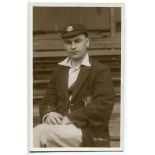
[59,66,69,98]
[71,65,91,101]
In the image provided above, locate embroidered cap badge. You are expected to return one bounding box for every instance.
[66,25,74,32]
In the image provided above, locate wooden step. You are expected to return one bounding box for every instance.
[33,31,119,40]
[110,140,120,147]
[33,77,120,90]
[33,49,121,58]
[33,32,121,51]
[33,65,120,79]
[32,93,121,106]
[33,54,120,61]
[33,101,121,121]
[33,55,120,71]
[33,59,120,67]
[33,69,120,83]
[33,84,120,95]
[33,67,120,74]
[33,60,120,70]
[34,70,120,81]
[33,100,121,117]
[33,94,120,113]
[33,35,121,51]
[33,95,121,107]
[33,86,120,96]
[33,77,120,84]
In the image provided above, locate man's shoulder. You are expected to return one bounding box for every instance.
[91,58,109,71]
[54,64,67,71]
[52,64,68,76]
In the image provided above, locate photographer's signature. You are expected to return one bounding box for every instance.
[94,137,107,142]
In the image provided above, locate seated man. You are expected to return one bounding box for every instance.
[33,24,115,147]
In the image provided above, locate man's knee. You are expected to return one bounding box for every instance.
[34,123,51,131]
[33,123,83,147]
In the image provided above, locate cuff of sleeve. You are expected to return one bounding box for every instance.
[42,113,50,123]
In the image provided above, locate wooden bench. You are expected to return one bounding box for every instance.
[32,31,121,147]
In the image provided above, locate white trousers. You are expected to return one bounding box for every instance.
[33,123,82,147]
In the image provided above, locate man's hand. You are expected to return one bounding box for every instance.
[44,112,63,125]
[61,116,73,125]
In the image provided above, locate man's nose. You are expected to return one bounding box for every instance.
[71,42,76,49]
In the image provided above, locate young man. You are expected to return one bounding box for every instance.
[33,24,115,147]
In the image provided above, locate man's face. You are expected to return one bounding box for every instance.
[63,34,89,61]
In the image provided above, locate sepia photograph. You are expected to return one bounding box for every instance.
[29,3,124,152]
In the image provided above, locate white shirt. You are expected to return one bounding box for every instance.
[58,53,91,89]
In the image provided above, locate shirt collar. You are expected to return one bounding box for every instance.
[58,53,91,68]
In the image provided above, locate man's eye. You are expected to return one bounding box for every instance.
[64,41,71,44]
[75,39,82,43]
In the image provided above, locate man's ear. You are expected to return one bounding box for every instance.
[86,38,90,47]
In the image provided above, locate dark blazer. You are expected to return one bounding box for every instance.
[39,58,115,147]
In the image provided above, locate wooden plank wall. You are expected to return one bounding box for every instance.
[32,7,121,148]
[33,7,111,32]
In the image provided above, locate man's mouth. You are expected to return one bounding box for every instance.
[71,51,78,55]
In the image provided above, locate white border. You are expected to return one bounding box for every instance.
[29,3,34,152]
